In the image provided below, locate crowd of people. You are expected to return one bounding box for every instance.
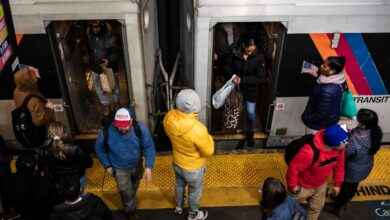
[0,22,384,220]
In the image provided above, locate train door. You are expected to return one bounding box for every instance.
[46,20,130,134]
[210,22,286,149]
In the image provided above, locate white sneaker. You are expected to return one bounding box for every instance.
[174,207,183,215]
[187,210,208,220]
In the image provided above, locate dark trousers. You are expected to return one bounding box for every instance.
[334,181,359,207]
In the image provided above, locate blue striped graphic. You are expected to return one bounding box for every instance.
[344,33,388,95]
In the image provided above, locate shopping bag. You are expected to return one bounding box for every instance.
[100,68,115,93]
[340,88,357,118]
[212,75,236,109]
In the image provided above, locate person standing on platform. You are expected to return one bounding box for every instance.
[95,108,155,220]
[87,20,122,115]
[286,124,348,220]
[163,89,214,220]
[13,67,56,148]
[325,109,383,217]
[301,56,346,134]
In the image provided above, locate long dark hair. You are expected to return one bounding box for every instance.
[261,177,287,212]
[326,56,346,73]
[357,109,383,155]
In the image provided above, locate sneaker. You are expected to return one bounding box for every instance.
[188,210,208,220]
[174,207,183,215]
[174,196,188,215]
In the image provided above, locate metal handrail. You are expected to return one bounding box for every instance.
[155,48,182,110]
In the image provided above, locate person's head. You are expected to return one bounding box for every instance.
[48,121,68,160]
[57,176,81,202]
[89,20,106,36]
[13,68,39,90]
[323,124,349,150]
[16,153,38,176]
[320,56,346,76]
[114,108,133,134]
[175,89,201,114]
[261,177,287,211]
[242,37,257,55]
[356,109,383,155]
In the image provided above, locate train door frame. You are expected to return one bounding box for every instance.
[208,22,287,135]
[10,0,150,128]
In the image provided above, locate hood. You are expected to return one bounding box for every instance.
[175,89,201,114]
[164,109,198,136]
[14,68,38,93]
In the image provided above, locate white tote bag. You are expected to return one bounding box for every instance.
[212,75,236,109]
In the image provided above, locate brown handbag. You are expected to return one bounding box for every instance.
[228,86,244,111]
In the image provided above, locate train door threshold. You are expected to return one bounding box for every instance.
[212,131,268,150]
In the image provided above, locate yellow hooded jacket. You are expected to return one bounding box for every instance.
[163,109,214,170]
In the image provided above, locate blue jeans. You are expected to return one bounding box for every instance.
[79,174,87,194]
[91,70,120,106]
[173,163,205,215]
[245,101,256,132]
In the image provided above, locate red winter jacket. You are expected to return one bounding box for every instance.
[286,129,345,189]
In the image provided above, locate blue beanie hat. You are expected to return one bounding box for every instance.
[323,124,348,147]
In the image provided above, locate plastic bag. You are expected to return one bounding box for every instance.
[212,75,236,109]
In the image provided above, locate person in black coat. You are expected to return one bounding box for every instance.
[86,20,122,115]
[38,121,93,192]
[302,56,347,132]
[49,176,112,220]
[1,153,62,220]
[222,37,266,147]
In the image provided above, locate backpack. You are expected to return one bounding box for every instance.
[102,114,142,153]
[284,134,319,166]
[11,94,47,148]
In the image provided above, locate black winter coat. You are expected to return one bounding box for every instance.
[49,193,112,220]
[214,23,241,59]
[1,174,62,220]
[222,50,266,102]
[38,143,93,181]
[86,23,121,73]
[301,83,343,130]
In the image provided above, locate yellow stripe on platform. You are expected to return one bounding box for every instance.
[84,148,390,210]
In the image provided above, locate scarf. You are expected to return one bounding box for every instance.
[317,71,346,85]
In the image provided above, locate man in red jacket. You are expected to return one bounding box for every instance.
[286,124,348,220]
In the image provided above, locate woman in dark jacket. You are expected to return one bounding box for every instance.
[302,56,346,132]
[260,177,306,220]
[223,37,266,147]
[325,109,383,217]
[39,122,93,191]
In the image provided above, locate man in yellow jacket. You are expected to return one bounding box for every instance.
[163,89,214,220]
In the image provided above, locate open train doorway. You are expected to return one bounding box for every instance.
[210,22,286,148]
[46,20,130,134]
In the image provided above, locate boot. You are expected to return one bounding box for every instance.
[246,131,255,147]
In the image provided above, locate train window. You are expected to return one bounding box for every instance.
[210,22,286,147]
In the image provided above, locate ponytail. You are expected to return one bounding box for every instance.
[53,139,66,160]
[369,125,383,155]
[356,109,383,155]
[47,121,68,160]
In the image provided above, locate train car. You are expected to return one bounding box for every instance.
[189,0,390,149]
[1,0,162,148]
[1,0,390,151]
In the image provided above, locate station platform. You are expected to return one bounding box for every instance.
[85,147,390,211]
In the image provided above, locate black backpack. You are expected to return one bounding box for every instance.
[284,134,319,166]
[11,94,47,148]
[102,113,142,153]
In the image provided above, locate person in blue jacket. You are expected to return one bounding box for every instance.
[260,177,307,220]
[325,109,383,217]
[95,108,156,220]
[302,56,346,133]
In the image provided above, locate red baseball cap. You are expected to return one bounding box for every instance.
[114,108,132,127]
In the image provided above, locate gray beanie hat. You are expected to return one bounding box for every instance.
[175,89,201,114]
